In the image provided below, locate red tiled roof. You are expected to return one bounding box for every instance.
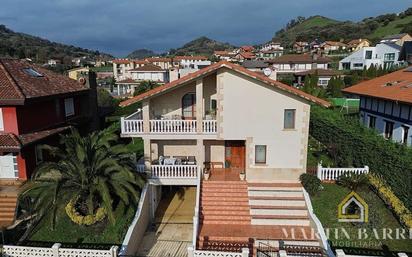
[113,59,132,64]
[0,133,21,152]
[116,78,139,84]
[0,59,89,105]
[266,54,331,64]
[342,67,412,105]
[120,60,331,108]
[145,57,172,63]
[134,60,149,65]
[18,126,70,146]
[295,69,342,77]
[238,52,256,59]
[130,63,164,72]
[241,46,254,52]
[173,56,208,61]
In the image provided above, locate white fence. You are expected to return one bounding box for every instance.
[121,118,218,134]
[188,246,249,257]
[335,249,408,257]
[151,165,199,179]
[2,244,118,257]
[317,164,369,181]
[192,173,201,248]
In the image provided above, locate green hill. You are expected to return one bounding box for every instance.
[0,24,112,64]
[127,49,157,59]
[274,7,412,46]
[169,36,236,56]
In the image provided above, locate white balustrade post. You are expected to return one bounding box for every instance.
[110,246,119,257]
[52,243,61,257]
[317,163,322,180]
[335,249,346,257]
[241,248,250,257]
[187,246,194,257]
[398,253,408,257]
[365,165,369,174]
[279,250,287,257]
[120,117,125,133]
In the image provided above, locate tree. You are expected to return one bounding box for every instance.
[134,80,160,96]
[20,126,145,229]
[326,76,344,98]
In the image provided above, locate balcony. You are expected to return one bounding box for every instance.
[121,118,217,135]
[136,164,200,185]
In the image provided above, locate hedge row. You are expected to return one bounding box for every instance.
[309,106,412,210]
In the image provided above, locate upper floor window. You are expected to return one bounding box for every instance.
[384,120,394,139]
[365,50,373,60]
[64,98,75,117]
[284,109,296,129]
[182,93,196,119]
[0,108,3,131]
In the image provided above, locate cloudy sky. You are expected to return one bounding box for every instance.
[1,0,411,57]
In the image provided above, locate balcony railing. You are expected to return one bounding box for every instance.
[121,118,217,134]
[136,164,200,180]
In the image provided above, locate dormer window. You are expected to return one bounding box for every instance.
[23,68,43,77]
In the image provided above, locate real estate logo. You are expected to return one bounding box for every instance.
[338,191,368,223]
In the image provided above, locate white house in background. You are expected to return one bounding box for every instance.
[173,56,210,67]
[343,67,412,146]
[129,64,168,83]
[261,41,283,51]
[339,43,404,70]
[47,59,60,66]
[267,54,331,74]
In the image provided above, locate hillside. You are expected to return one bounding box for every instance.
[169,36,236,56]
[0,24,112,64]
[127,49,157,59]
[274,7,412,46]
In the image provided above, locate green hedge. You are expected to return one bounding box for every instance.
[309,106,412,210]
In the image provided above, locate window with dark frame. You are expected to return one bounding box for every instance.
[284,109,296,129]
[384,120,394,139]
[368,115,376,129]
[182,93,196,119]
[64,98,75,117]
[255,145,267,164]
[402,125,409,145]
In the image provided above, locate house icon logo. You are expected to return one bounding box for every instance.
[338,191,368,223]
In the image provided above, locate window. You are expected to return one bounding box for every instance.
[384,53,395,61]
[284,109,296,129]
[384,120,394,139]
[353,63,363,68]
[211,99,217,111]
[0,108,3,131]
[365,50,373,60]
[402,125,409,145]
[35,145,44,164]
[64,98,75,117]
[368,115,376,129]
[23,68,43,77]
[255,145,267,164]
[182,93,196,119]
[318,79,329,86]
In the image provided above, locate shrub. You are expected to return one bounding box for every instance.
[65,197,107,226]
[310,106,412,209]
[300,173,322,196]
[337,173,369,191]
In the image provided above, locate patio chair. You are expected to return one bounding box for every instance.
[187,156,196,165]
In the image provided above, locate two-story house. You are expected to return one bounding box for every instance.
[0,59,98,226]
[267,54,331,74]
[347,39,371,52]
[339,43,404,70]
[380,33,412,46]
[343,67,412,146]
[119,61,330,255]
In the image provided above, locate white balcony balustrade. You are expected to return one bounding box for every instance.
[150,120,197,133]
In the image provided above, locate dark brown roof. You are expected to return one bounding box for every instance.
[266,54,331,64]
[342,67,412,105]
[120,61,331,108]
[295,69,342,77]
[0,134,21,152]
[0,59,89,105]
[130,63,164,72]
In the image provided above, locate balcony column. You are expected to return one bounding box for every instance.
[196,139,205,171]
[143,138,151,172]
[142,100,150,133]
[196,79,203,133]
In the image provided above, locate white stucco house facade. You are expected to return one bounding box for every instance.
[339,43,404,70]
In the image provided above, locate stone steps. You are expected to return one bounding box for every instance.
[250,208,308,216]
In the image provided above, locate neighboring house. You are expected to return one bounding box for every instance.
[47,59,61,67]
[238,45,255,53]
[118,61,330,254]
[242,60,269,72]
[399,41,412,64]
[0,58,98,181]
[309,39,324,51]
[256,49,283,60]
[113,59,136,81]
[145,57,173,70]
[347,39,371,52]
[213,51,236,61]
[260,41,283,51]
[68,67,90,81]
[233,51,256,62]
[339,43,403,70]
[293,41,309,53]
[342,67,412,146]
[267,54,331,74]
[294,69,342,88]
[173,56,210,67]
[380,33,412,46]
[321,41,348,53]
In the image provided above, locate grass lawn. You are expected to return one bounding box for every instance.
[311,184,412,253]
[369,16,412,39]
[27,201,137,248]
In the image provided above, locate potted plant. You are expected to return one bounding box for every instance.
[204,168,210,180]
[239,170,246,181]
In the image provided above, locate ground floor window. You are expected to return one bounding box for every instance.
[368,115,376,129]
[384,120,394,139]
[402,125,409,145]
[255,145,267,164]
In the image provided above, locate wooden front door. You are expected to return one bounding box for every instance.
[225,141,245,169]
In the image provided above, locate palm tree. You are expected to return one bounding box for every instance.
[20,125,144,228]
